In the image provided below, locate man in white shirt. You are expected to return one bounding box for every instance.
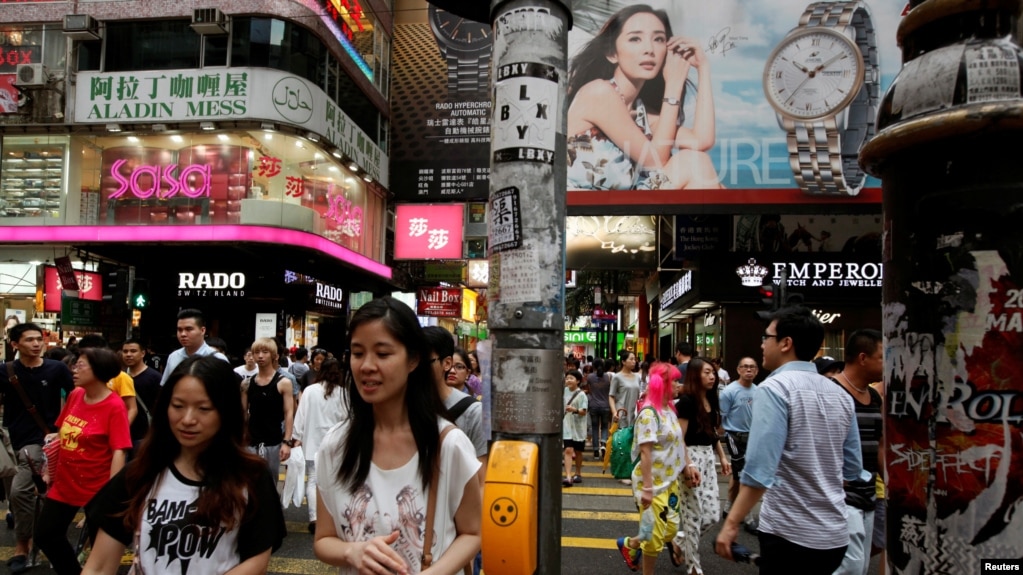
[234,349,258,378]
[159,308,228,386]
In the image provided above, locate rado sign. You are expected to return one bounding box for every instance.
[177,272,246,298]
[314,282,344,310]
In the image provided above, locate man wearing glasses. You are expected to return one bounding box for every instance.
[715,306,867,575]
[719,357,758,506]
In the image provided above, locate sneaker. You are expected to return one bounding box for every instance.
[308,521,316,534]
[616,536,642,571]
[572,475,583,484]
[7,554,28,575]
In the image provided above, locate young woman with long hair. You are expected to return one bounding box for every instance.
[609,350,641,427]
[83,356,285,575]
[616,362,685,575]
[313,297,481,574]
[35,348,132,575]
[670,357,731,574]
[566,4,720,191]
[293,357,348,534]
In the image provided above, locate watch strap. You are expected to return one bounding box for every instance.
[443,50,491,94]
[792,1,879,196]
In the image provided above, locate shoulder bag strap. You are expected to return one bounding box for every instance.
[6,361,52,434]
[421,424,457,569]
[566,389,582,408]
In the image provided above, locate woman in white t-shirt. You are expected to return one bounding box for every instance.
[314,297,481,575]
[83,356,286,575]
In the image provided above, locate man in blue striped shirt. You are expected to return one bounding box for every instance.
[715,306,869,574]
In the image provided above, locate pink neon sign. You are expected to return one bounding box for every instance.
[107,159,212,200]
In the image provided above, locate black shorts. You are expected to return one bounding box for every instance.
[725,431,749,479]
[563,439,585,452]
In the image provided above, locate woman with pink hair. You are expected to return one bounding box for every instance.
[617,362,687,574]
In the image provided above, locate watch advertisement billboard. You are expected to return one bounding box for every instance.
[391,0,912,205]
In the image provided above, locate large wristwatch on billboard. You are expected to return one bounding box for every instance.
[429,4,492,94]
[763,1,878,196]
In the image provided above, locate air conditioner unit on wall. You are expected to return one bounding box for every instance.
[191,8,229,35]
[63,14,102,41]
[15,64,48,88]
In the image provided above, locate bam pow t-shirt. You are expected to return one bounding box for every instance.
[86,464,285,575]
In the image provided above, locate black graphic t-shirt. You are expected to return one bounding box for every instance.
[86,463,285,575]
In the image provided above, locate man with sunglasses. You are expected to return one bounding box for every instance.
[715,306,868,575]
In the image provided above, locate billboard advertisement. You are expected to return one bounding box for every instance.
[391,0,906,206]
[43,266,103,312]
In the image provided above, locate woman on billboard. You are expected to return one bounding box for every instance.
[567,4,721,191]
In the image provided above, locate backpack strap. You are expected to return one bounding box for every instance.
[6,361,53,434]
[447,396,477,421]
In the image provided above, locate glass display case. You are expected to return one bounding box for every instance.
[1,141,65,219]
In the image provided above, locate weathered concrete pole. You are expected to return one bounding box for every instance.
[860,0,1023,572]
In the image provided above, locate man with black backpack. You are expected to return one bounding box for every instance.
[0,323,74,573]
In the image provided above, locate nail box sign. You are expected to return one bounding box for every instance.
[416,287,462,318]
[394,204,464,260]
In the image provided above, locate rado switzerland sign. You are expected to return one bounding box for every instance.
[177,272,246,298]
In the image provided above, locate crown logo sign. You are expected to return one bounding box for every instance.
[736,258,769,287]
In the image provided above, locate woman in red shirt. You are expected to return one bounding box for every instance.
[34,347,131,575]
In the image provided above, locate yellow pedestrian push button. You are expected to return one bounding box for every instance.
[482,440,538,575]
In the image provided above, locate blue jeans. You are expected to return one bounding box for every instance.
[589,407,611,451]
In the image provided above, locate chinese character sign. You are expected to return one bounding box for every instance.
[394,204,464,260]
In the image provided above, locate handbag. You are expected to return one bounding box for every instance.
[0,426,17,478]
[421,425,472,575]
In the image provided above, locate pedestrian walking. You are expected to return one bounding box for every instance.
[292,357,348,535]
[159,309,229,386]
[241,337,296,476]
[586,358,612,460]
[720,357,758,505]
[562,369,588,487]
[670,357,730,574]
[313,297,481,574]
[0,323,74,574]
[715,306,869,575]
[616,362,685,575]
[35,347,131,575]
[84,356,286,575]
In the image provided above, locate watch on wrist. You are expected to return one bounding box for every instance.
[429,4,492,94]
[662,97,681,106]
[283,439,295,447]
[762,1,879,196]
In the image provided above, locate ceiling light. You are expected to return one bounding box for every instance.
[106,123,122,132]
[171,135,183,143]
[329,166,338,172]
[314,152,323,160]
[152,123,168,132]
[306,131,320,143]
[362,174,372,182]
[200,121,216,131]
[261,122,275,131]
[330,148,342,159]
[295,140,304,148]
[217,134,229,142]
[127,136,139,143]
[264,133,273,141]
[28,260,42,265]
[349,162,359,172]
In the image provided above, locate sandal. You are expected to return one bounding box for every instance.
[562,478,573,487]
[572,475,583,483]
[669,540,684,567]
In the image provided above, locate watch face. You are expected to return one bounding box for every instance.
[429,6,491,53]
[763,27,865,121]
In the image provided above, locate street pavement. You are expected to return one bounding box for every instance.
[0,456,884,574]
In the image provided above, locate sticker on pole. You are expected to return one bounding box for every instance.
[493,62,559,164]
[490,186,522,253]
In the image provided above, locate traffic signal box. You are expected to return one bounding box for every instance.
[482,440,538,575]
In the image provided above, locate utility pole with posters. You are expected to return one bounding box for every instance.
[860,0,1023,572]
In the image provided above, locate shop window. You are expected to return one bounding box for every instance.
[203,35,229,67]
[106,20,200,71]
[0,136,68,221]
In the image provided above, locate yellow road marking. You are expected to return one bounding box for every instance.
[267,557,336,574]
[562,509,639,522]
[561,536,617,550]
[561,486,633,496]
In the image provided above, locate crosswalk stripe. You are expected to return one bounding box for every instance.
[562,510,639,522]
[561,536,617,550]
[267,556,335,574]
[561,486,633,496]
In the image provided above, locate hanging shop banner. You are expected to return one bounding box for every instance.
[390,0,907,205]
[566,215,657,270]
[417,287,462,317]
[43,266,103,312]
[394,203,465,259]
[72,67,387,186]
